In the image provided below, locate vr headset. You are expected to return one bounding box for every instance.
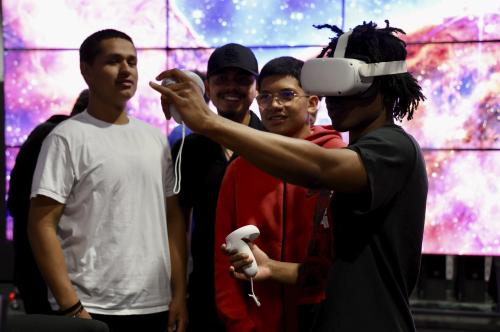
[301,30,407,96]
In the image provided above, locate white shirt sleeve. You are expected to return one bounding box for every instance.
[31,133,75,204]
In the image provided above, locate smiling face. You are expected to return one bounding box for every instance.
[258,74,318,138]
[206,67,257,121]
[80,37,138,110]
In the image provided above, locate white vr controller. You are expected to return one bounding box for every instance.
[161,70,205,124]
[225,225,260,277]
[300,30,407,96]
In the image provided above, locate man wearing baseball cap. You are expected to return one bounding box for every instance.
[207,43,259,77]
[170,43,265,331]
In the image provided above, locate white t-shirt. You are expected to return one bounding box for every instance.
[31,111,175,315]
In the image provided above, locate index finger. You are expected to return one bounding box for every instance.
[155,68,192,83]
[148,81,183,105]
[221,243,237,255]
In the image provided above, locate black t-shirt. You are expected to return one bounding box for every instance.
[171,111,265,296]
[313,124,428,332]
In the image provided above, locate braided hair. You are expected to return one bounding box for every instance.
[314,21,425,121]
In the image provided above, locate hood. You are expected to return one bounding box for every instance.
[305,125,346,149]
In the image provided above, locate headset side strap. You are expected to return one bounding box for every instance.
[359,61,407,77]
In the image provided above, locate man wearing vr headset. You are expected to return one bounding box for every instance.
[151,21,427,332]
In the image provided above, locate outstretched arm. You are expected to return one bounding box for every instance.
[150,70,367,193]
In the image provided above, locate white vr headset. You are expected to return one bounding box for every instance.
[301,30,408,96]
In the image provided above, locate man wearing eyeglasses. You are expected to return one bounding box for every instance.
[169,43,265,332]
[214,57,345,332]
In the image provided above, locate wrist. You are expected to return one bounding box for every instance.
[58,300,84,317]
[170,286,187,303]
[266,259,279,281]
[268,260,300,284]
[171,278,187,295]
[203,110,223,137]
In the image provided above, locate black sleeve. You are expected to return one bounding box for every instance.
[348,127,416,214]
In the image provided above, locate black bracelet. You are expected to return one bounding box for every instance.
[58,300,83,316]
[71,304,85,318]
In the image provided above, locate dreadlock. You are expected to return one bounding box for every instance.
[314,21,425,121]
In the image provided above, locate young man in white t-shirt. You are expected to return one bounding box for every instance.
[28,29,187,332]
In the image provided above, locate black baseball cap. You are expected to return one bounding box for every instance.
[207,43,258,77]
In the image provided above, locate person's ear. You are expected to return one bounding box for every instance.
[205,79,212,98]
[307,95,320,125]
[250,79,258,99]
[80,62,90,84]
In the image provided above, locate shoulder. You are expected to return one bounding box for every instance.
[130,117,162,134]
[49,112,89,134]
[350,125,420,169]
[127,119,168,151]
[353,125,417,152]
[364,124,411,141]
[44,112,98,145]
[46,116,82,142]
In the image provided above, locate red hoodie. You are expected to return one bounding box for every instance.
[215,125,346,332]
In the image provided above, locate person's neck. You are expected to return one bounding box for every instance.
[225,110,251,126]
[292,125,313,139]
[349,111,392,143]
[220,110,251,160]
[87,101,129,125]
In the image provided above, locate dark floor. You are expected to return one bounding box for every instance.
[3,283,500,332]
[414,308,500,332]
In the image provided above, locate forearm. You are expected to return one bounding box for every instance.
[268,260,300,285]
[150,73,368,192]
[168,235,187,296]
[203,116,366,192]
[28,218,79,309]
[151,73,366,192]
[167,197,188,297]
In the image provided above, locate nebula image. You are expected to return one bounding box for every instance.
[2,0,499,255]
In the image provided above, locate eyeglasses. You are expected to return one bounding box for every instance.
[256,90,308,106]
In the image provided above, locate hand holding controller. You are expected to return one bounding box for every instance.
[225,225,260,277]
[161,70,205,124]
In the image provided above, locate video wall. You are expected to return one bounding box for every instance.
[2,0,499,255]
